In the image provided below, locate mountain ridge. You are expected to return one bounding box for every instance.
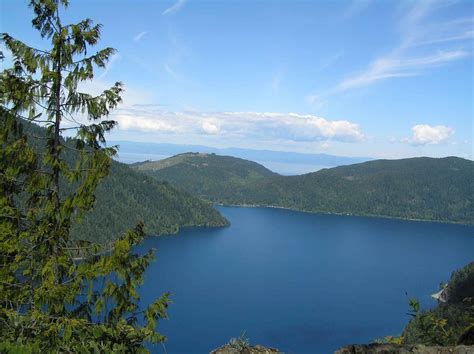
[111,140,372,174]
[133,153,474,225]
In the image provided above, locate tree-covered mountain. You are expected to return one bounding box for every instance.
[72,162,229,243]
[133,153,474,224]
[132,153,278,202]
[22,123,229,243]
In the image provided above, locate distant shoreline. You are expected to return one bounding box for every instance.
[150,203,473,239]
[212,202,474,227]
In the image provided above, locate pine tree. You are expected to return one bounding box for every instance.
[0,1,170,352]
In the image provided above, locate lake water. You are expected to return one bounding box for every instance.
[136,207,474,354]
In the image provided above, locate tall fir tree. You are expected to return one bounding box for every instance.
[0,1,170,352]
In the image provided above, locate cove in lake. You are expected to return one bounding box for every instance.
[135,207,474,354]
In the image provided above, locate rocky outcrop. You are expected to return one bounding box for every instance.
[210,344,280,354]
[334,344,474,354]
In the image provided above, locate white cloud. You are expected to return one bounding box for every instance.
[111,109,365,143]
[320,142,330,149]
[133,31,148,42]
[115,114,182,133]
[411,124,454,145]
[202,120,220,134]
[391,124,455,146]
[163,0,186,16]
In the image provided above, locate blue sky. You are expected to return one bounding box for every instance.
[1,0,473,159]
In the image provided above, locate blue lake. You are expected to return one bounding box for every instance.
[136,207,474,354]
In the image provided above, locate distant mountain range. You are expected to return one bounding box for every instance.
[110,140,371,175]
[133,153,474,225]
[22,122,228,243]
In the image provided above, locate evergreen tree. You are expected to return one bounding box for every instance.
[0,1,170,352]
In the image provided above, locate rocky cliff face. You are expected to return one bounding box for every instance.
[334,344,474,353]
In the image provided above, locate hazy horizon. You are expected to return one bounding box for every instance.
[110,139,472,175]
[110,139,474,161]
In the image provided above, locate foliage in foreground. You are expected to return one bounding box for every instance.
[1,0,169,351]
[399,263,474,346]
[227,331,251,351]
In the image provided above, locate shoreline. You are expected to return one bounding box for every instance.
[212,202,474,227]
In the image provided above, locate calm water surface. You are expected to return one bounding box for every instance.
[136,207,474,354]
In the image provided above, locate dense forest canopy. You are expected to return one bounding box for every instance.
[134,153,474,225]
[22,121,228,243]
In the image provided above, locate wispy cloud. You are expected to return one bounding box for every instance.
[98,53,121,79]
[308,2,471,102]
[164,63,179,80]
[133,31,148,42]
[162,30,192,82]
[410,30,474,47]
[112,109,365,143]
[400,10,474,48]
[336,50,468,91]
[305,94,328,111]
[318,51,345,72]
[163,0,186,16]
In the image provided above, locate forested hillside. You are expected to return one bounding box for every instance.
[132,153,277,202]
[272,157,474,224]
[23,123,228,243]
[134,154,474,224]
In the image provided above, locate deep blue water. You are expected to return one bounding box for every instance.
[136,207,474,354]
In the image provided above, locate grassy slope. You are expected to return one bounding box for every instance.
[134,154,474,224]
